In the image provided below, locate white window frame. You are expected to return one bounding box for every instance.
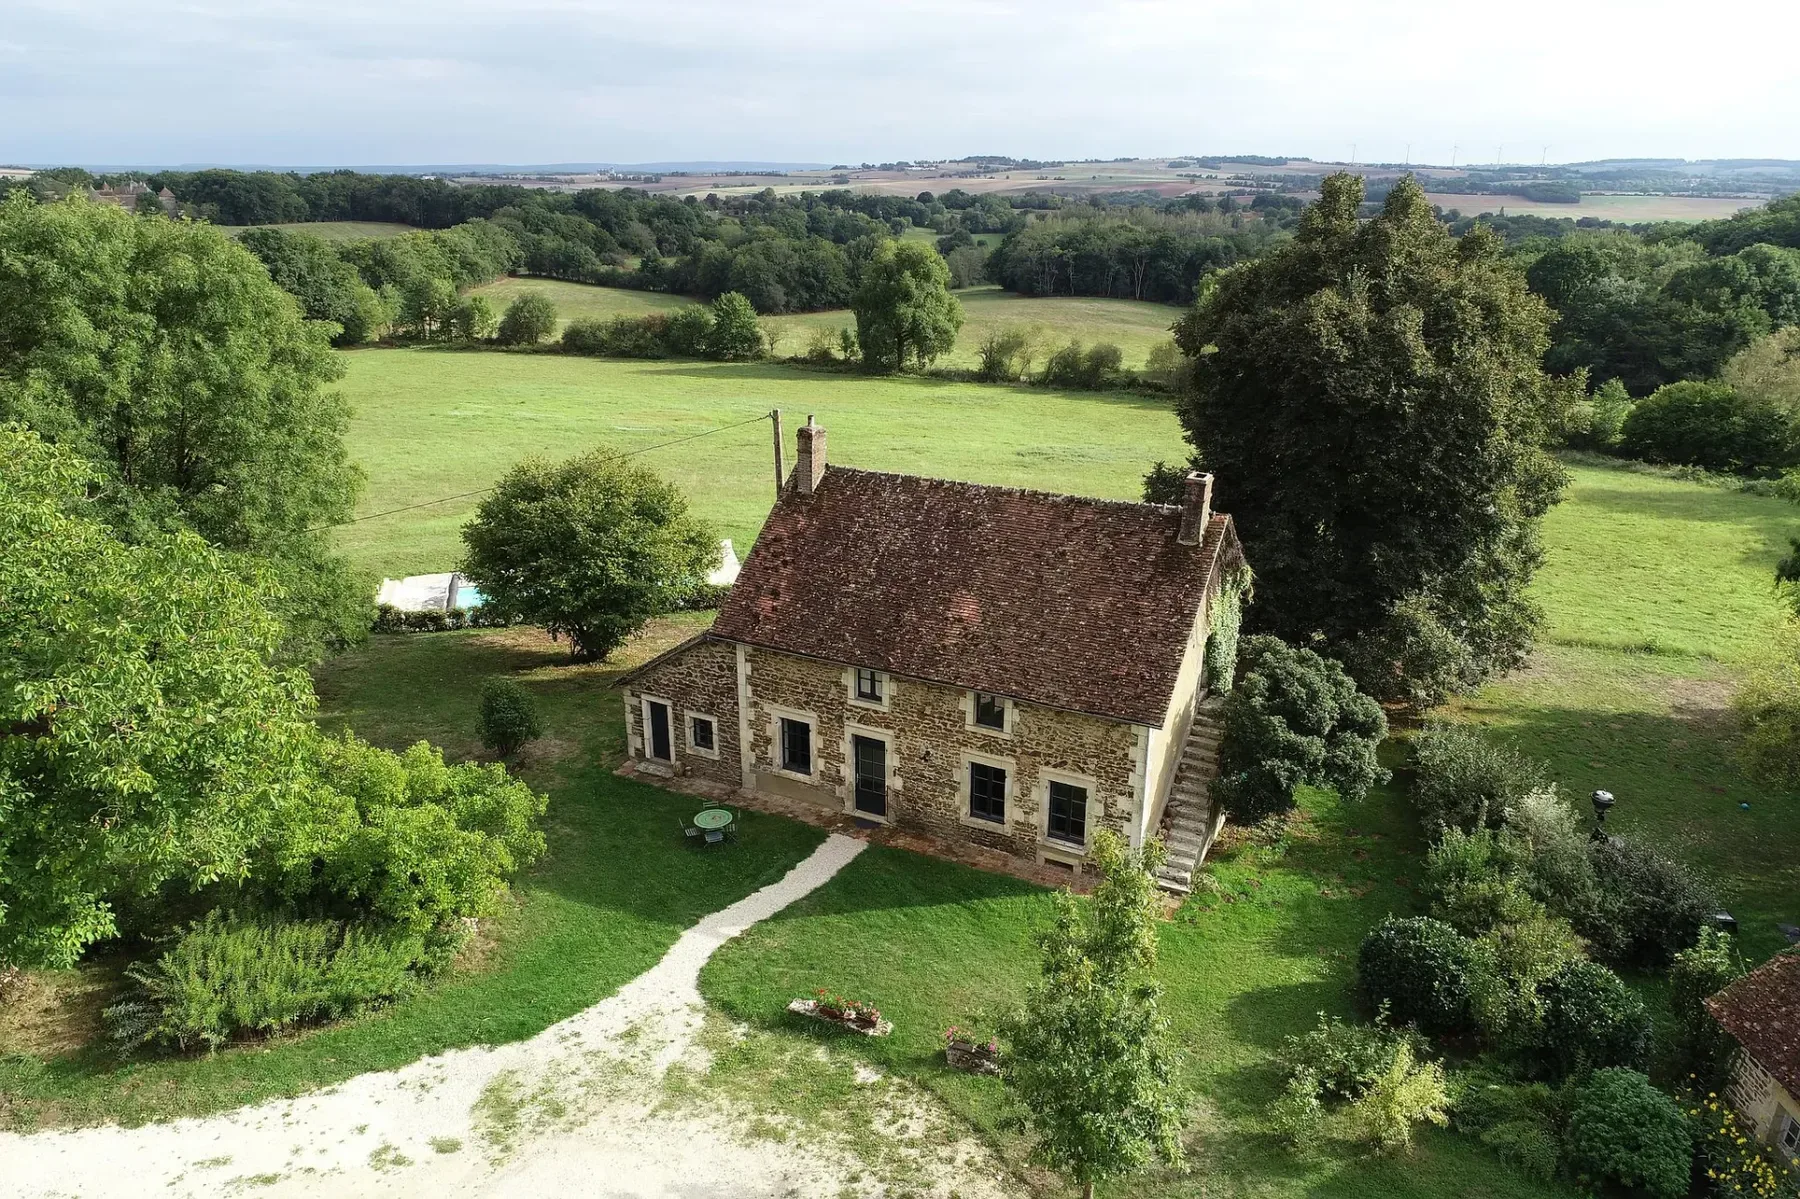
[1038,768,1101,853]
[766,705,818,781]
[1779,1108,1800,1163]
[639,693,676,764]
[962,690,1014,738]
[841,721,897,824]
[685,710,721,760]
[846,666,891,712]
[958,749,1015,831]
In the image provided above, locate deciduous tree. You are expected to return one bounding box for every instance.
[460,451,719,661]
[851,241,964,373]
[1001,831,1185,1199]
[1172,173,1570,705]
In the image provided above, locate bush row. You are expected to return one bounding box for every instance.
[371,604,517,634]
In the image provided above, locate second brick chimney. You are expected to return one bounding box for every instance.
[794,414,827,496]
[1177,471,1213,545]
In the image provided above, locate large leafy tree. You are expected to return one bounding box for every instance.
[1173,173,1569,705]
[460,451,719,661]
[0,193,366,660]
[1001,831,1186,1199]
[0,428,316,967]
[237,225,390,345]
[851,240,964,373]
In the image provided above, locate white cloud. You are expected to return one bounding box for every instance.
[3,0,1798,166]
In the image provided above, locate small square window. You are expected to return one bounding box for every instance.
[1047,780,1088,845]
[968,761,1007,823]
[855,668,883,703]
[689,715,715,752]
[973,693,1007,730]
[779,716,812,775]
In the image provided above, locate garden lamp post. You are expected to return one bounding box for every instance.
[1590,789,1615,843]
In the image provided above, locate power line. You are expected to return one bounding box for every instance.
[313,411,774,532]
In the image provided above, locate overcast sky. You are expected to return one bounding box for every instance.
[7,0,1799,168]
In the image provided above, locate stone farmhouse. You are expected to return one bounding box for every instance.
[1707,950,1800,1164]
[618,417,1247,891]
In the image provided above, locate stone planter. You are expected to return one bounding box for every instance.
[786,998,892,1037]
[944,1038,1002,1075]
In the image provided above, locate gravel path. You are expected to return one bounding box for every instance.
[0,833,1000,1199]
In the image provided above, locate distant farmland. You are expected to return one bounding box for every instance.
[467,279,1181,370]
[1425,192,1757,222]
[224,220,416,241]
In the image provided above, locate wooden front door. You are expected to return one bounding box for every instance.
[646,700,672,762]
[851,735,887,817]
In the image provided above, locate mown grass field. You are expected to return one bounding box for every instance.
[332,347,1185,577]
[467,279,1181,369]
[224,220,417,241]
[1423,193,1755,223]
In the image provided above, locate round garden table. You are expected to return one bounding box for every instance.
[693,808,733,831]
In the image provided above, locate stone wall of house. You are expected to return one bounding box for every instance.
[622,637,741,789]
[742,645,1141,868]
[1725,1050,1796,1143]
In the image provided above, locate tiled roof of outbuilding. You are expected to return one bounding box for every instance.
[1707,951,1800,1099]
[706,467,1241,726]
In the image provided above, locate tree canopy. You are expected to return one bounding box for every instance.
[460,451,719,661]
[0,428,317,967]
[851,240,964,373]
[0,194,367,660]
[1173,173,1570,705]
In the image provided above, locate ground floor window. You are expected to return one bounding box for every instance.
[1046,780,1088,845]
[779,716,813,775]
[1780,1109,1800,1162]
[968,761,1007,823]
[689,714,715,752]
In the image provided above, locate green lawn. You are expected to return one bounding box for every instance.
[467,279,1182,369]
[333,348,1184,577]
[225,220,417,242]
[0,620,826,1129]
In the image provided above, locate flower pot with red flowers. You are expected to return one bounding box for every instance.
[786,989,892,1036]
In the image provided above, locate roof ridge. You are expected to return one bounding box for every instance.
[822,465,1197,517]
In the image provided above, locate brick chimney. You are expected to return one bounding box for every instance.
[1177,471,1213,545]
[794,414,827,496]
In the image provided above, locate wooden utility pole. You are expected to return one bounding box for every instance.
[771,408,785,496]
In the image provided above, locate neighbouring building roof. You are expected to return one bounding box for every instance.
[1707,951,1800,1098]
[706,467,1241,726]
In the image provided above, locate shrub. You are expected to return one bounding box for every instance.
[1620,380,1795,475]
[1733,618,1800,788]
[975,326,1036,382]
[1450,1069,1563,1181]
[560,316,610,355]
[1210,635,1389,823]
[1536,961,1651,1079]
[664,304,715,356]
[1504,786,1604,927]
[1563,377,1635,452]
[1037,340,1127,389]
[495,291,558,346]
[1584,836,1715,967]
[477,680,542,757]
[1203,568,1248,694]
[259,734,547,936]
[1039,340,1088,387]
[104,915,426,1053]
[1410,724,1548,834]
[1687,1090,1800,1199]
[1563,1068,1692,1199]
[1466,905,1584,1049]
[1423,826,1532,935]
[1272,1013,1446,1154]
[1346,1042,1449,1154]
[1356,917,1478,1038]
[1668,927,1744,1089]
[705,291,763,360]
[1141,339,1189,390]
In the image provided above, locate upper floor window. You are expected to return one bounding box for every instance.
[855,668,883,704]
[973,692,1007,731]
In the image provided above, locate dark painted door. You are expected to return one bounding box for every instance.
[852,735,887,817]
[647,700,672,761]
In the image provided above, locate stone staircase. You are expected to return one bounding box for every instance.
[1154,697,1227,894]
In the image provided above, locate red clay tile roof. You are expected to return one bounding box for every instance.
[708,467,1242,726]
[1707,952,1800,1097]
